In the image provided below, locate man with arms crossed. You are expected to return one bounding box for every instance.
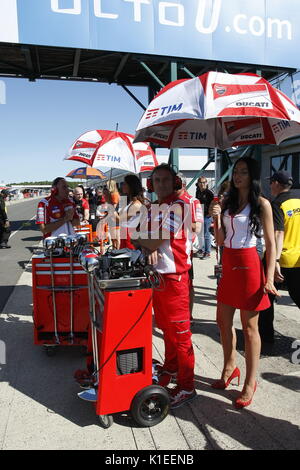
[132,164,196,409]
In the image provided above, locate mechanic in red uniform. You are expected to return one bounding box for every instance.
[36,177,80,238]
[131,164,196,409]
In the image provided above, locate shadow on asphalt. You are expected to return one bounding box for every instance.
[0,313,97,428]
[184,375,300,450]
[10,220,37,232]
[0,308,300,444]
[261,372,300,392]
[1,282,299,438]
[21,236,41,242]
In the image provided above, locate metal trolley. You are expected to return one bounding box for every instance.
[32,234,90,355]
[79,250,170,429]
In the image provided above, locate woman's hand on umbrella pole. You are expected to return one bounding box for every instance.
[210,201,221,219]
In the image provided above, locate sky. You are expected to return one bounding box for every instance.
[0,77,151,184]
[0,76,206,185]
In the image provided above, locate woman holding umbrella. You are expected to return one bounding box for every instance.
[210,157,279,409]
[103,179,120,250]
[119,175,146,250]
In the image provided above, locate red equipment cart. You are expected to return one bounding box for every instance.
[32,253,90,355]
[81,273,170,428]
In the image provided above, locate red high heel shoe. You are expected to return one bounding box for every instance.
[211,367,241,389]
[235,382,257,409]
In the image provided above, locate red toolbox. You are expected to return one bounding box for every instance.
[32,254,90,352]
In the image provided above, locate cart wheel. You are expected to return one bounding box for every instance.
[131,385,170,427]
[43,346,57,357]
[98,414,114,429]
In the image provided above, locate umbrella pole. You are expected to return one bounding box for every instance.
[214,148,218,194]
[107,122,118,187]
[108,167,113,188]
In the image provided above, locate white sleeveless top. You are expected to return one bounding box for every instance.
[223,204,257,249]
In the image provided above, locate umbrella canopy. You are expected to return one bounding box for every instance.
[134,72,300,150]
[66,167,106,180]
[65,129,158,173]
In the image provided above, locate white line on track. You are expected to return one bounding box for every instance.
[9,215,36,239]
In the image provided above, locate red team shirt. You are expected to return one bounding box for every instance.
[36,195,79,238]
[179,190,204,227]
[148,193,196,275]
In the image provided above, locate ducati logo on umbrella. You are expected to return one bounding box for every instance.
[214,85,227,96]
[75,141,84,148]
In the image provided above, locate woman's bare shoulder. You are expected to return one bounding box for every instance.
[259,196,272,213]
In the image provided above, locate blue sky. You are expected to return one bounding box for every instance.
[0,77,150,183]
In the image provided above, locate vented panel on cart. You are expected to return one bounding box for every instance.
[116,348,143,375]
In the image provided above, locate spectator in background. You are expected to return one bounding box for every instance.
[195,177,214,259]
[104,180,120,208]
[73,186,90,224]
[259,171,300,343]
[0,189,11,249]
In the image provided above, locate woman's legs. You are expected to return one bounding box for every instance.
[216,302,237,380]
[240,310,261,399]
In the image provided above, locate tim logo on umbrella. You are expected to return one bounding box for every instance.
[95,154,121,163]
[145,103,183,120]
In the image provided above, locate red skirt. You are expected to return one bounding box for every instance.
[217,247,270,311]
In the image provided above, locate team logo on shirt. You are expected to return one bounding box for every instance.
[287,208,300,217]
[52,206,61,219]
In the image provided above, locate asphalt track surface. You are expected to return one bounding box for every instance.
[0,198,42,312]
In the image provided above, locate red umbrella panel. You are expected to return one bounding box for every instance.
[134,72,300,150]
[65,130,158,173]
[66,167,106,180]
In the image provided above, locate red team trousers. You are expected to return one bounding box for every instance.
[153,271,195,391]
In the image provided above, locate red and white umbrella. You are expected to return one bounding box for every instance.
[65,130,157,173]
[134,72,300,150]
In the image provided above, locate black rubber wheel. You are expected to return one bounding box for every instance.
[98,414,114,429]
[131,385,170,427]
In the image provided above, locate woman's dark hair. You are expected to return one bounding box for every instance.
[223,157,262,237]
[52,177,65,188]
[124,175,144,203]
